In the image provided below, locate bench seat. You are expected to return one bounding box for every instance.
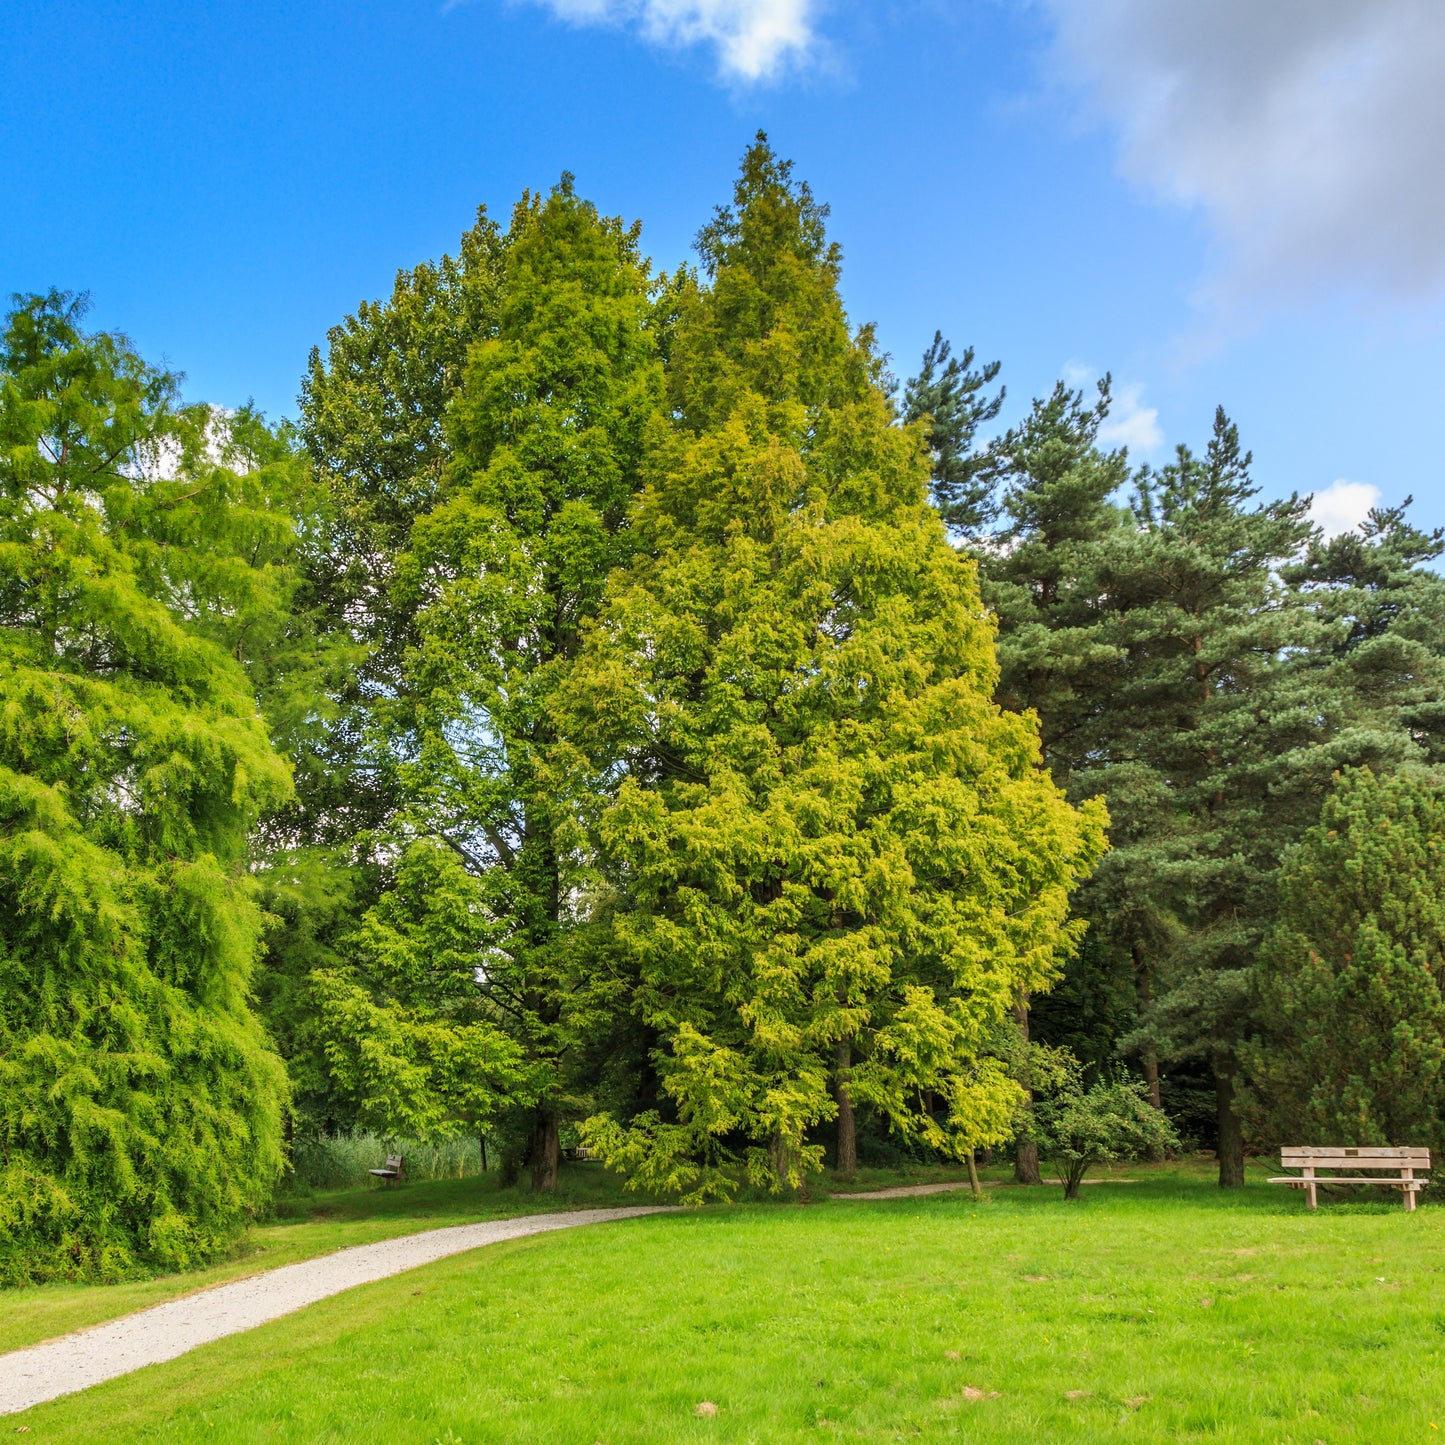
[368,1153,405,1184]
[1268,1176,1426,1189]
[1269,1146,1429,1210]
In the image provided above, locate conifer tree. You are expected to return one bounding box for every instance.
[965,379,1133,1177]
[309,182,663,1186]
[568,140,1106,1200]
[902,332,1003,535]
[1244,767,1445,1153]
[0,293,291,1281]
[1093,414,1359,1183]
[906,363,1445,1178]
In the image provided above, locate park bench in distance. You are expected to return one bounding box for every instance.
[1269,1146,1429,1210]
[368,1154,405,1186]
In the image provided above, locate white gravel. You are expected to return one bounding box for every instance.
[0,1205,671,1417]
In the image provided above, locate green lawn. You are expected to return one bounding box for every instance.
[9,1159,1445,1443]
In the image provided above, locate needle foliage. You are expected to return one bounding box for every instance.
[0,293,292,1282]
[569,141,1106,1199]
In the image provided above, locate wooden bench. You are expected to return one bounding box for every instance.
[368,1154,405,1186]
[1269,1146,1429,1210]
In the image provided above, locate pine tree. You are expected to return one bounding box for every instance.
[0,293,291,1281]
[1097,412,1332,1184]
[962,378,1132,1178]
[1281,499,1445,764]
[567,140,1106,1200]
[1243,767,1445,1153]
[308,181,663,1186]
[902,332,1003,535]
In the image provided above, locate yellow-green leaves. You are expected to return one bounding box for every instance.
[569,140,1106,1198]
[0,293,293,1282]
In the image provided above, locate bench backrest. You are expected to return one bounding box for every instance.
[385,1154,403,1170]
[1281,1146,1429,1171]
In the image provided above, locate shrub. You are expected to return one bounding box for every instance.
[1034,1078,1179,1199]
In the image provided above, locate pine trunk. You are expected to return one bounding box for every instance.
[835,1038,857,1176]
[1215,1056,1245,1188]
[530,1109,559,1192]
[1014,996,1042,1185]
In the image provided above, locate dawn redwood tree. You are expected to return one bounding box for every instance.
[0,293,292,1282]
[309,181,664,1187]
[1243,767,1445,1154]
[568,139,1106,1200]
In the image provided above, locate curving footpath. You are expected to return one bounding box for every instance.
[0,1205,671,1417]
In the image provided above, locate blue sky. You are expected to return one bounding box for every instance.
[5,0,1442,536]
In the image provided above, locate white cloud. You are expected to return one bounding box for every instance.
[1042,0,1445,301]
[1309,478,1381,538]
[1061,363,1162,455]
[1096,382,1162,454]
[523,0,815,79]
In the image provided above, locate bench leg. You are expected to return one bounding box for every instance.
[1304,1169,1317,1210]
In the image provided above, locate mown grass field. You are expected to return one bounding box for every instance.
[7,1158,1444,1443]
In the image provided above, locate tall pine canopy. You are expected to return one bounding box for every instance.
[0,293,291,1282]
[568,140,1106,1200]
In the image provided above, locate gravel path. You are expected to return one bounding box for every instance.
[0,1205,671,1417]
[832,1180,992,1199]
[832,1178,1139,1200]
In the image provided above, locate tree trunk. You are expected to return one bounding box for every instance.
[480,1133,488,1173]
[966,1149,982,1202]
[771,1131,794,1192]
[530,1108,559,1192]
[1014,996,1042,1185]
[835,1037,857,1176]
[1215,1055,1245,1188]
[1133,944,1161,1110]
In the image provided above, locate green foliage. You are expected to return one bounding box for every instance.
[901,331,1003,534]
[1243,767,1445,1152]
[912,354,1445,1179]
[569,140,1106,1201]
[0,292,291,1282]
[1033,1071,1180,1198]
[306,181,663,1173]
[257,215,510,1132]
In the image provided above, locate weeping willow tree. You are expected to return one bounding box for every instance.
[0,293,294,1282]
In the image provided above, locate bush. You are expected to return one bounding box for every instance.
[1035,1078,1179,1199]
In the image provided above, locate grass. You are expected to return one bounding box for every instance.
[285,1130,489,1190]
[9,1157,1445,1442]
